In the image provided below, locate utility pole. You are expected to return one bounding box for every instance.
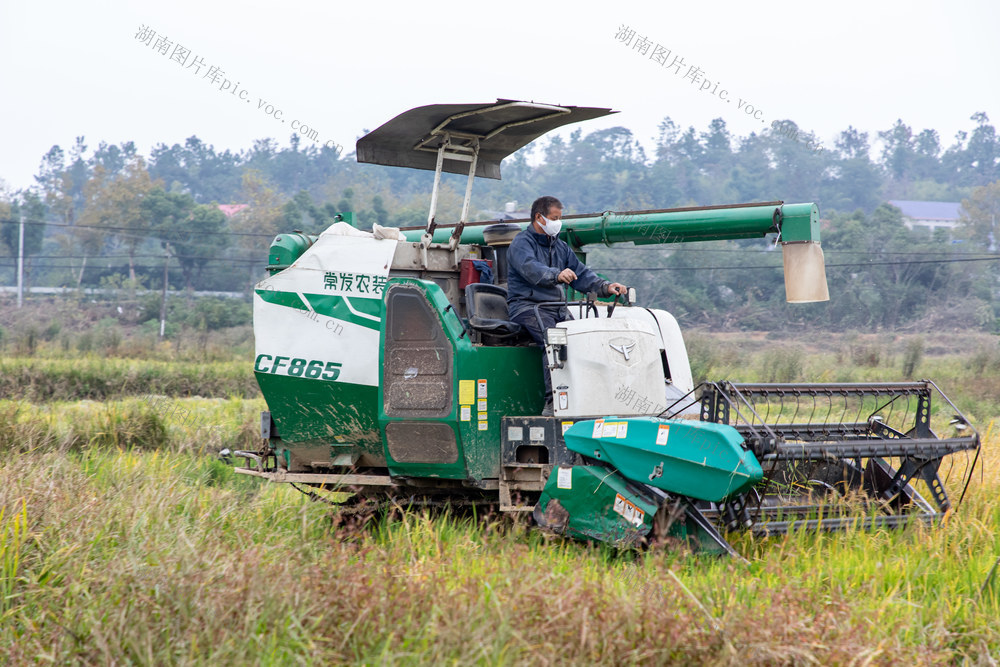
[159,250,169,338]
[16,213,24,308]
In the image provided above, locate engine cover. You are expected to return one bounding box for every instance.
[548,317,663,418]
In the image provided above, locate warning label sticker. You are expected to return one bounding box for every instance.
[478,420,488,431]
[616,422,628,439]
[602,421,619,438]
[477,398,487,412]
[561,421,574,436]
[460,406,471,421]
[613,493,645,527]
[557,467,573,489]
[459,380,475,405]
[656,424,670,446]
[477,379,488,399]
[592,419,604,438]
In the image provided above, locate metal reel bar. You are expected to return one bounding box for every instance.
[697,380,980,532]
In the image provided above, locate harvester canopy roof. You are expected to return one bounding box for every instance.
[356,100,617,180]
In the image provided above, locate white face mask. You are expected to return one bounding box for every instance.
[539,214,562,237]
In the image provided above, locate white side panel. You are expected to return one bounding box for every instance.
[644,309,694,394]
[562,305,696,417]
[253,226,398,388]
[610,307,697,415]
[549,318,664,418]
[253,295,383,386]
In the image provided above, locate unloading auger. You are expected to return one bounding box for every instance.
[231,100,980,555]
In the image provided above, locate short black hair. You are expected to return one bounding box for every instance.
[531,196,563,223]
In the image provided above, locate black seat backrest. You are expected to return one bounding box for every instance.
[464,283,525,344]
[466,283,511,323]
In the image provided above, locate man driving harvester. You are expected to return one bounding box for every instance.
[507,195,628,416]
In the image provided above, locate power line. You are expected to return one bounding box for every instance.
[0,259,265,269]
[10,253,262,261]
[0,217,277,238]
[14,217,985,258]
[596,255,1000,272]
[607,246,992,257]
[5,253,995,274]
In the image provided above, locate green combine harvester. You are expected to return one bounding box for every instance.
[231,100,981,555]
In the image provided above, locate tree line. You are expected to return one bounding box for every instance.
[1,112,999,331]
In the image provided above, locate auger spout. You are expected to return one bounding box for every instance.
[400,201,828,303]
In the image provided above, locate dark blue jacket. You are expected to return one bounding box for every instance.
[506,227,608,319]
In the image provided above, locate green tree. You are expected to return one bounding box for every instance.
[143,188,230,290]
[0,191,47,290]
[821,126,881,212]
[78,157,157,281]
[960,181,1000,249]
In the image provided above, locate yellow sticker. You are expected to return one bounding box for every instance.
[478,420,488,431]
[477,399,487,412]
[460,406,471,421]
[459,380,475,405]
[561,421,574,435]
[478,412,488,422]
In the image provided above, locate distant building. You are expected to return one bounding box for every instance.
[218,204,249,218]
[888,200,964,234]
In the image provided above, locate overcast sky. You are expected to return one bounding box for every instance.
[1,0,997,195]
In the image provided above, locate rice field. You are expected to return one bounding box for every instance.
[2,335,1000,664]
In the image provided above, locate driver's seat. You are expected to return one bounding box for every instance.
[464,284,527,345]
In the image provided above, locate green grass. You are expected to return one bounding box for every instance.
[0,396,264,455]
[2,333,1000,662]
[0,357,259,401]
[1,442,998,663]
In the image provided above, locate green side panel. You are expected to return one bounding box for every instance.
[536,466,657,546]
[377,278,545,482]
[255,372,382,459]
[256,289,382,332]
[303,293,382,319]
[536,465,736,552]
[455,345,545,481]
[378,278,470,480]
[564,418,763,502]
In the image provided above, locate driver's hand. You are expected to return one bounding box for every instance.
[557,268,577,284]
[608,282,627,296]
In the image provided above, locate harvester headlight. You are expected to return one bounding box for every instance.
[546,328,568,346]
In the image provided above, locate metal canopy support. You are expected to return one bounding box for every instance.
[425,137,449,232]
[357,100,617,251]
[459,139,480,225]
[418,103,569,242]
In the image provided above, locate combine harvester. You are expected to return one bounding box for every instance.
[233,100,980,555]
